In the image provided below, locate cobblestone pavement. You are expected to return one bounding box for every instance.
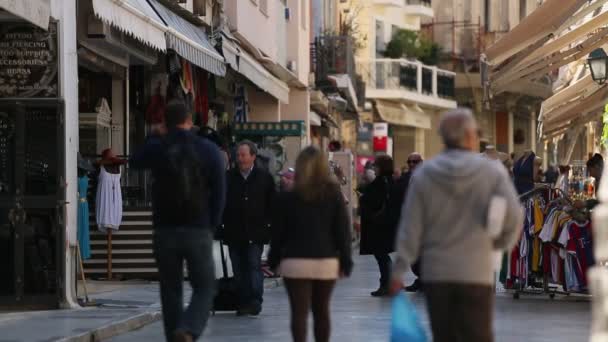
[111,255,591,342]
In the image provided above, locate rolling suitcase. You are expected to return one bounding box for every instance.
[212,241,239,313]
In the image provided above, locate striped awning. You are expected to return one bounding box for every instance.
[221,32,289,103]
[91,0,167,51]
[0,0,50,30]
[148,0,226,76]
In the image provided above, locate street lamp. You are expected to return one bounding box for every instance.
[588,48,608,85]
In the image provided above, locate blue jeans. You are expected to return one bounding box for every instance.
[229,242,264,308]
[153,228,216,341]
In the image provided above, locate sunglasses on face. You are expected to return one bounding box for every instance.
[407,160,421,165]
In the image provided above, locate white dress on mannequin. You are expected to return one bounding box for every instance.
[96,166,123,233]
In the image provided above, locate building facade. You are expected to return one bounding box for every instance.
[340,0,456,169]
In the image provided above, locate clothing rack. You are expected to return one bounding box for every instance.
[508,185,592,300]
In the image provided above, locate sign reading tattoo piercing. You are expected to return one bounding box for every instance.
[0,22,58,98]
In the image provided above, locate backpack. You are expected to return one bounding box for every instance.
[156,134,208,225]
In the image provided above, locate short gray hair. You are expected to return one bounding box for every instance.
[237,140,258,156]
[439,108,478,149]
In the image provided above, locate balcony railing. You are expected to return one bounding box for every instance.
[312,35,367,107]
[405,0,431,6]
[311,35,356,86]
[357,58,456,101]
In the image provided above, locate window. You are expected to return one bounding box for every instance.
[484,0,490,32]
[193,0,206,16]
[260,0,268,16]
[301,0,307,29]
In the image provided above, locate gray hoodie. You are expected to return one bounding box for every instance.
[393,149,523,285]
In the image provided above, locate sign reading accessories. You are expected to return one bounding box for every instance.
[0,22,58,98]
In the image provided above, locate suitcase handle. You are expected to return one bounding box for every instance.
[219,240,229,278]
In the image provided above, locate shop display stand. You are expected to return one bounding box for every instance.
[511,185,587,300]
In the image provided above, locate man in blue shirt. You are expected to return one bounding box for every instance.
[130,100,226,342]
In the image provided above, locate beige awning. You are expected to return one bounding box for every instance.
[542,85,608,134]
[0,0,50,29]
[540,74,598,120]
[376,100,431,129]
[484,0,588,66]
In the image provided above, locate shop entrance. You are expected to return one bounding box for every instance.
[0,99,65,309]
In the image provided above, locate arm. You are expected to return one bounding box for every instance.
[332,187,353,276]
[392,175,425,283]
[268,194,287,270]
[205,143,227,228]
[129,135,161,170]
[265,172,277,225]
[493,169,524,250]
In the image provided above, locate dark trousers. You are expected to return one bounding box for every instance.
[374,253,392,288]
[229,242,264,308]
[153,228,216,342]
[424,283,494,342]
[284,278,336,342]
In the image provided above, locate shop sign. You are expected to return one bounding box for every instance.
[373,122,388,152]
[0,22,58,98]
[357,122,373,141]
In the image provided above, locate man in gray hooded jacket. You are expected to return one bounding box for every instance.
[391,108,523,342]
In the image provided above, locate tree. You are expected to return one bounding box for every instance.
[385,29,442,65]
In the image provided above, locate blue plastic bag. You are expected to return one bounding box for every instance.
[390,293,427,342]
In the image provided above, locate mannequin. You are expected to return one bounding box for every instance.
[95,148,126,279]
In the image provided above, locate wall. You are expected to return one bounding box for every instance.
[52,0,79,308]
[225,0,281,64]
[286,0,310,85]
[247,84,281,122]
[345,0,424,61]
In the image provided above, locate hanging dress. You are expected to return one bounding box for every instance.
[96,166,123,233]
[77,175,91,259]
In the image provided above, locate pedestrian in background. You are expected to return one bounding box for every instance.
[269,146,353,342]
[222,140,276,316]
[360,155,399,297]
[130,100,226,342]
[391,108,523,342]
[394,152,423,292]
[279,168,296,192]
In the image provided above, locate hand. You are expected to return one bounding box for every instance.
[389,279,403,296]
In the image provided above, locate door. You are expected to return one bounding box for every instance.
[0,99,65,309]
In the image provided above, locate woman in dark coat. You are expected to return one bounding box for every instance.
[359,155,399,296]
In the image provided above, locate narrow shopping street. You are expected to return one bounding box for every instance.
[111,256,591,342]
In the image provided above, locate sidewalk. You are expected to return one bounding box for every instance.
[0,278,282,342]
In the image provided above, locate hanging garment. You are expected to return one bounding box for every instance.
[96,166,123,233]
[78,175,91,260]
[145,86,166,125]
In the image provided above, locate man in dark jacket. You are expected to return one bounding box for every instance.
[394,152,423,292]
[223,140,276,316]
[130,100,226,342]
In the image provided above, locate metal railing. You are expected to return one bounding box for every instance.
[83,155,153,209]
[357,58,456,100]
[311,35,356,87]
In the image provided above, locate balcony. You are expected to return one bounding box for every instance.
[312,35,365,109]
[404,0,434,18]
[357,58,457,109]
[373,0,403,7]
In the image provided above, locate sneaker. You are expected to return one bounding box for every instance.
[370,287,389,297]
[173,331,193,342]
[236,304,262,316]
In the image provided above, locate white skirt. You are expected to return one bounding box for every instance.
[279,258,340,280]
